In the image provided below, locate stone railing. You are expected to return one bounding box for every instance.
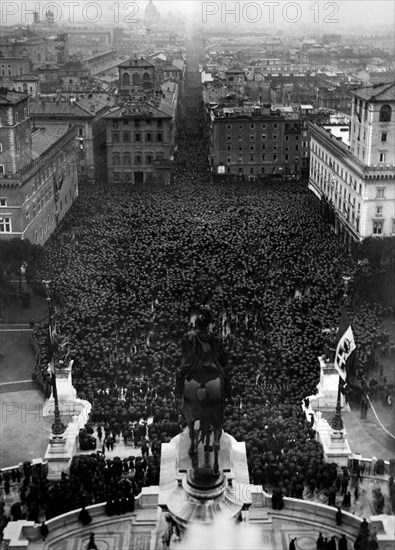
[2,487,158,548]
[249,487,362,538]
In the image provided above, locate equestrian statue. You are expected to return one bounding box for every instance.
[175,306,232,478]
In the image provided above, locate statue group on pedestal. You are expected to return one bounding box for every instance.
[176,306,232,478]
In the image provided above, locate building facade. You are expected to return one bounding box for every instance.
[105,102,173,184]
[308,82,395,241]
[209,104,310,181]
[30,96,110,184]
[0,92,78,244]
[118,57,155,97]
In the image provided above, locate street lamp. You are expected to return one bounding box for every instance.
[42,279,66,436]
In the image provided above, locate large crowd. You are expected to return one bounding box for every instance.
[5,43,392,525]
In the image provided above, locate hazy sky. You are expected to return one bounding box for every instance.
[1,0,394,33]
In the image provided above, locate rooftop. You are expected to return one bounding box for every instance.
[30,101,94,118]
[31,124,72,158]
[13,74,40,82]
[118,56,155,69]
[349,81,395,101]
[0,90,29,105]
[105,101,171,120]
[322,123,351,147]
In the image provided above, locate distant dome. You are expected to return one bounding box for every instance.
[144,0,160,24]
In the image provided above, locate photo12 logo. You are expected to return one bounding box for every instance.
[1,1,140,25]
[1,400,91,425]
[202,1,340,24]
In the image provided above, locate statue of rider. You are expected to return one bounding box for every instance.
[175,306,232,401]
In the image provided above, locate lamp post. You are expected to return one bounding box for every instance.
[331,275,351,431]
[43,279,66,436]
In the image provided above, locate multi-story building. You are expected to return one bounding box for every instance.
[12,74,40,97]
[105,102,173,184]
[30,95,111,184]
[0,91,78,244]
[118,57,156,96]
[0,58,32,80]
[0,36,48,65]
[308,82,395,242]
[209,103,310,181]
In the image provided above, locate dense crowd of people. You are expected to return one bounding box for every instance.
[3,42,391,527]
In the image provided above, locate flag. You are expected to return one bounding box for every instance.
[334,305,356,381]
[48,358,55,375]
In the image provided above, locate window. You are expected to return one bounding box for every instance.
[227,125,232,130]
[373,221,383,235]
[112,132,120,142]
[0,143,2,152]
[122,72,130,86]
[227,136,231,141]
[146,133,152,142]
[273,154,277,161]
[0,198,6,206]
[0,216,11,233]
[112,153,120,165]
[135,155,142,164]
[113,121,119,129]
[376,188,385,199]
[0,165,4,176]
[250,155,254,161]
[135,133,141,142]
[227,146,231,151]
[250,123,255,129]
[78,127,83,136]
[157,133,163,142]
[381,132,387,142]
[273,134,277,140]
[261,155,265,161]
[123,132,131,142]
[379,104,391,122]
[135,120,140,128]
[25,208,30,221]
[376,206,383,216]
[379,153,386,163]
[123,153,131,165]
[15,112,19,123]
[146,155,152,164]
[157,120,162,128]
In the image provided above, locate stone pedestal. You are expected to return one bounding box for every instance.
[44,421,79,480]
[158,429,251,532]
[314,412,352,467]
[43,360,86,418]
[314,356,348,409]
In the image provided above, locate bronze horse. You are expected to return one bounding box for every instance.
[177,310,230,477]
